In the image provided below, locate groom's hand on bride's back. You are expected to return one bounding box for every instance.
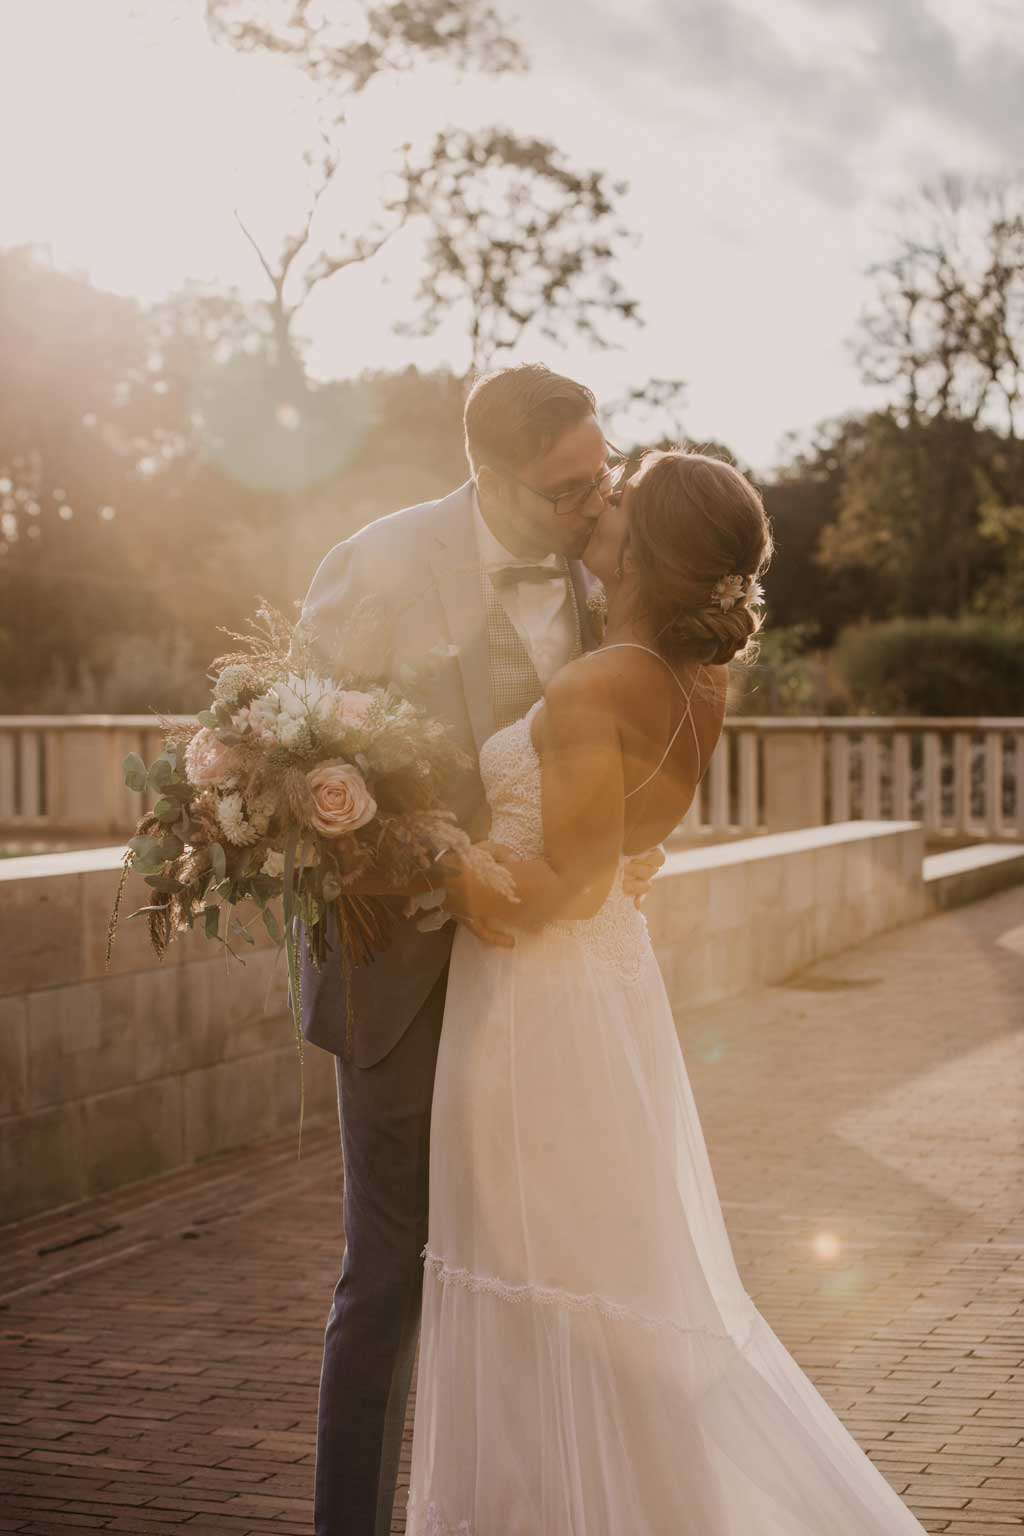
[622,844,666,908]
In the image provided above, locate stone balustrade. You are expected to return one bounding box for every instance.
[3,715,1023,849]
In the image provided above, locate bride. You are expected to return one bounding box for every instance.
[404,449,928,1535]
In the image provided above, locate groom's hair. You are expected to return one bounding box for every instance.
[464,364,597,474]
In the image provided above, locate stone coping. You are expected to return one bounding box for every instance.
[3,823,918,887]
[662,820,919,877]
[0,715,194,728]
[0,844,129,881]
[924,842,1024,880]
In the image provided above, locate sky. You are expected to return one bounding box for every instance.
[1,0,1022,472]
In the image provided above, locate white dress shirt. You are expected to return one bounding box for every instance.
[472,488,578,687]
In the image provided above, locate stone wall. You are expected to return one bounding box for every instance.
[0,848,338,1225]
[645,820,927,1013]
[1,821,927,1225]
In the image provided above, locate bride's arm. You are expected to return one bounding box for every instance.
[443,663,624,927]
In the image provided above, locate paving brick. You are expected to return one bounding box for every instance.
[0,886,1022,1531]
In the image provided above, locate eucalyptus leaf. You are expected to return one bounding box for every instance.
[147,758,174,791]
[145,875,184,893]
[161,834,185,860]
[153,798,179,823]
[123,752,147,793]
[204,906,220,940]
[129,834,165,862]
[262,906,282,943]
[209,842,226,881]
[197,710,218,728]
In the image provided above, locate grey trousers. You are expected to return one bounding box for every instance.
[313,962,448,1536]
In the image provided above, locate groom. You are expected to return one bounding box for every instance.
[296,364,663,1536]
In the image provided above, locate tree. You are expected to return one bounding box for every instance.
[825,174,1024,616]
[205,0,523,97]
[857,173,1024,438]
[601,378,689,454]
[204,0,521,389]
[0,244,141,547]
[0,248,287,710]
[763,415,881,642]
[399,130,640,371]
[205,0,638,388]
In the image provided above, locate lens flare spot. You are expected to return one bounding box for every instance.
[811,1231,842,1262]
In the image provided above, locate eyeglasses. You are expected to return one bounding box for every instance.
[503,446,628,517]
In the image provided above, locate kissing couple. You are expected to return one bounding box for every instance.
[296,364,929,1535]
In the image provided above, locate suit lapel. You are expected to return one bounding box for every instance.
[429,481,496,756]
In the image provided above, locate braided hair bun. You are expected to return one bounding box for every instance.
[626,451,773,666]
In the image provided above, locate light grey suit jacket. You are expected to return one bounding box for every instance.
[296,479,601,1066]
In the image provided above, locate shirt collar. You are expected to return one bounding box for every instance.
[471,484,563,574]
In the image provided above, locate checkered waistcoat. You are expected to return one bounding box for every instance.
[483,559,584,730]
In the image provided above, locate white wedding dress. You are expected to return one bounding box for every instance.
[406,658,928,1535]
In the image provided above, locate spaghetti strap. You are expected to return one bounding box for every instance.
[581,643,704,798]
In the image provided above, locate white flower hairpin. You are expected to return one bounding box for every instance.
[710,574,765,613]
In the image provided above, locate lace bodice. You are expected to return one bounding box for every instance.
[478,702,649,982]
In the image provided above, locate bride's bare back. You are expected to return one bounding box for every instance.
[531,644,728,858]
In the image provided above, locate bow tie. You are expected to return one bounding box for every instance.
[487,557,567,588]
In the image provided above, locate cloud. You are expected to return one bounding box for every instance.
[516,0,1024,207]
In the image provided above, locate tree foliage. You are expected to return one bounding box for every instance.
[601,377,689,454]
[399,129,640,370]
[205,0,525,105]
[205,0,636,381]
[818,174,1024,618]
[835,617,1024,716]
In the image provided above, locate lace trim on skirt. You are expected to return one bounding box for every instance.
[422,1249,755,1347]
[404,1497,473,1535]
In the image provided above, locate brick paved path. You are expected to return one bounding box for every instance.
[2,886,1023,1534]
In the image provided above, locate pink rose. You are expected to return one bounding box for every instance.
[185,727,237,788]
[338,690,375,726]
[317,689,375,733]
[306,759,377,837]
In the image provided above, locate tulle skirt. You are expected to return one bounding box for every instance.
[405,917,927,1534]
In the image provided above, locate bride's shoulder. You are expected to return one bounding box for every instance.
[543,653,616,710]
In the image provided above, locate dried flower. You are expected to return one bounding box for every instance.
[213,663,259,706]
[261,849,285,878]
[216,791,260,847]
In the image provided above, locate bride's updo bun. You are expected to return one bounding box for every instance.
[626,450,773,666]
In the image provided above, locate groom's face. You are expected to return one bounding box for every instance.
[483,413,614,559]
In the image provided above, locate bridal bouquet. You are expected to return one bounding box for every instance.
[107,601,513,1104]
